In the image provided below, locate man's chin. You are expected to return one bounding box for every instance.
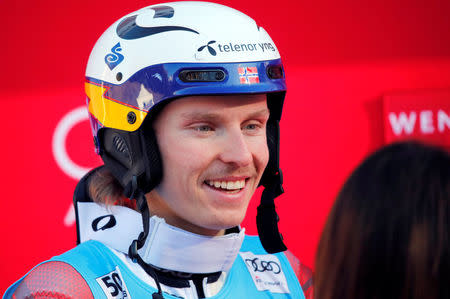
[205,217,245,233]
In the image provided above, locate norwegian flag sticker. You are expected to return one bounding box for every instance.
[238,66,260,84]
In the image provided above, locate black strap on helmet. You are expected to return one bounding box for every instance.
[256,92,287,253]
[257,115,287,253]
[257,171,286,253]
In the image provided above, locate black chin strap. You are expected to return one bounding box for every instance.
[256,171,287,254]
[127,177,165,299]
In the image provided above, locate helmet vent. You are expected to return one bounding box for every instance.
[113,135,131,163]
[267,65,284,79]
[179,69,226,82]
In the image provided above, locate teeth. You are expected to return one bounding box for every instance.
[227,181,235,189]
[206,179,245,190]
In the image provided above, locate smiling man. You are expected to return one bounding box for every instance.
[151,95,270,236]
[4,2,313,299]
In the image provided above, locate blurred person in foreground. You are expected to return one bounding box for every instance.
[315,141,449,299]
[4,2,313,298]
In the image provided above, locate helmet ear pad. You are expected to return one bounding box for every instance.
[260,92,284,186]
[98,125,163,198]
[259,118,280,186]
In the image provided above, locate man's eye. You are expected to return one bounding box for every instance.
[244,123,260,130]
[194,125,213,132]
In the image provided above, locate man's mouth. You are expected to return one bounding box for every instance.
[204,179,246,193]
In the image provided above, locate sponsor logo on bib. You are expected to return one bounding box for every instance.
[239,252,290,294]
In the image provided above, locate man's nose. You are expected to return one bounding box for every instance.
[219,129,252,167]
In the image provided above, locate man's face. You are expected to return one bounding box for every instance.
[148,94,270,236]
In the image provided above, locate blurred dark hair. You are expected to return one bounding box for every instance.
[315,141,450,299]
[89,166,125,206]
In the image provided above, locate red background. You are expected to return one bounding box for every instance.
[1,0,450,294]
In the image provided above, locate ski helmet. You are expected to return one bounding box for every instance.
[85,1,287,253]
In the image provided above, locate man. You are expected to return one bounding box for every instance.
[4,2,313,298]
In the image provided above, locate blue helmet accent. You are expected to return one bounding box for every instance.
[87,58,285,121]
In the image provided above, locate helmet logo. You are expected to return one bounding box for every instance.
[105,42,124,70]
[152,5,174,18]
[116,6,199,40]
[197,40,217,56]
[238,67,260,84]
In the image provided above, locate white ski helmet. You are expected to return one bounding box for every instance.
[85,1,287,253]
